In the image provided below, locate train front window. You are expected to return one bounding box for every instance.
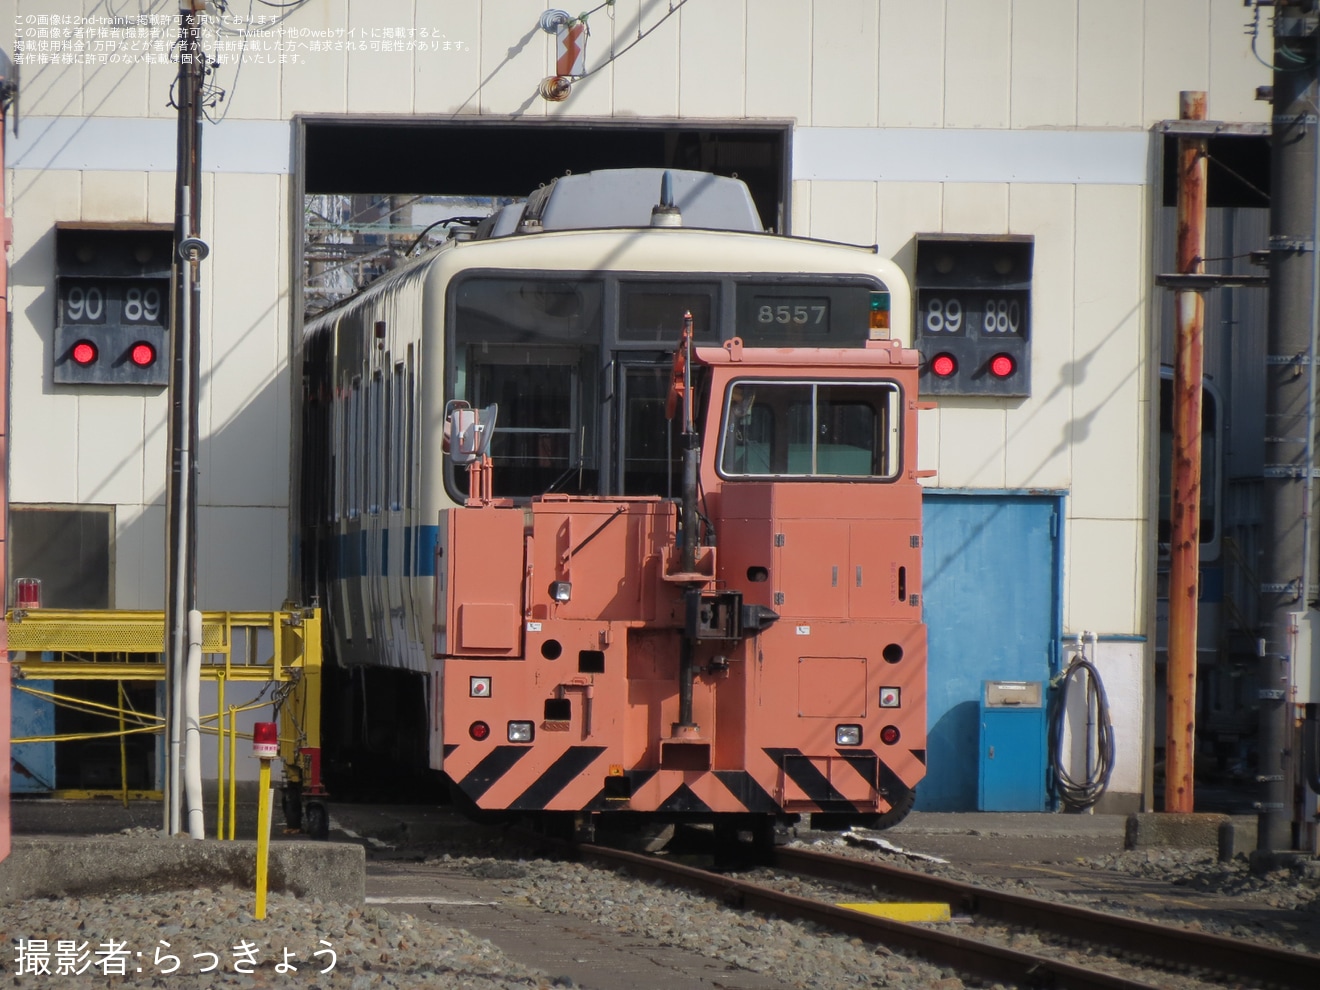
[451,276,602,497]
[718,380,901,480]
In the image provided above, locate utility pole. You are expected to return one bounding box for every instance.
[165,2,207,837]
[1166,91,1208,815]
[1258,1,1320,853]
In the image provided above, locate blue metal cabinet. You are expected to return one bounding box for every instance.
[979,680,1048,811]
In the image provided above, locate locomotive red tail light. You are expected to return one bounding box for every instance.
[71,340,98,366]
[129,341,157,367]
[930,353,957,378]
[879,724,902,746]
[989,353,1016,378]
[469,721,491,741]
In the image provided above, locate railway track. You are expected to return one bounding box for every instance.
[565,838,1320,990]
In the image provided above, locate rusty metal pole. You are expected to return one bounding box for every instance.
[1165,91,1208,814]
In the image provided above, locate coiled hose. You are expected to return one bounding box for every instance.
[1049,635,1115,810]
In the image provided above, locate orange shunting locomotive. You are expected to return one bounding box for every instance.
[434,323,926,836]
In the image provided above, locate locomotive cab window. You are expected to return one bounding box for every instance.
[718,380,901,479]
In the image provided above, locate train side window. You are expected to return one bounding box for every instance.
[346,377,362,519]
[620,364,678,495]
[390,362,404,511]
[367,371,383,515]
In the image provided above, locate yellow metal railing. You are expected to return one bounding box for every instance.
[6,607,322,831]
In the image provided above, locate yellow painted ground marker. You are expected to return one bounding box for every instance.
[837,902,952,923]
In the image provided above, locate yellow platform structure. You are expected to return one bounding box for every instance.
[5,607,321,821]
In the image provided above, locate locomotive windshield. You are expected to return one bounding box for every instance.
[717,379,902,480]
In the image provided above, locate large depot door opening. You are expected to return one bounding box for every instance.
[293,118,788,791]
[296,119,789,316]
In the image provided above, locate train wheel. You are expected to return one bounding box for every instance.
[305,801,329,841]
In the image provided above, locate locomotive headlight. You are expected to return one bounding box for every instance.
[549,581,572,603]
[507,720,535,743]
[835,724,862,746]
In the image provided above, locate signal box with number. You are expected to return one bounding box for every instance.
[913,234,1033,398]
[53,224,173,387]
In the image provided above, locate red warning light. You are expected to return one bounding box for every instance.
[989,353,1016,378]
[252,721,279,759]
[930,353,957,378]
[880,724,902,746]
[72,340,98,366]
[130,342,157,367]
[469,721,491,741]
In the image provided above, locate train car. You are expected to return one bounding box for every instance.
[298,169,926,836]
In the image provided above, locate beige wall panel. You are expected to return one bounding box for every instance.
[415,2,482,115]
[746,0,811,122]
[113,503,165,610]
[197,507,287,610]
[13,0,83,116]
[1010,0,1076,128]
[790,178,810,236]
[213,43,282,121]
[76,395,147,505]
[283,0,350,116]
[877,0,944,128]
[9,169,78,502]
[678,0,745,118]
[612,0,680,117]
[1209,0,1271,122]
[1005,184,1075,489]
[916,405,940,479]
[83,58,150,120]
[944,0,1010,128]
[1071,184,1145,522]
[9,286,77,503]
[140,387,169,506]
[1143,0,1209,125]
[806,180,876,245]
[934,402,1006,488]
[347,0,417,114]
[941,182,1008,234]
[1066,518,1140,633]
[472,0,546,116]
[1077,0,1142,127]
[876,181,942,274]
[204,174,285,508]
[80,171,146,222]
[810,0,878,127]
[147,171,174,225]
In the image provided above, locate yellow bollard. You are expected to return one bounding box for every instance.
[252,721,279,920]
[228,706,238,841]
[216,674,226,838]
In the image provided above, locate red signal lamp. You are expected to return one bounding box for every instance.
[989,353,1016,378]
[469,720,491,741]
[71,340,98,366]
[879,724,902,746]
[130,341,157,367]
[930,353,957,378]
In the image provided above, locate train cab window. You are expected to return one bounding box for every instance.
[620,364,679,496]
[718,380,901,480]
[450,276,603,498]
[619,282,719,343]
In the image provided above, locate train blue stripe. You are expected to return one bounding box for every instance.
[417,524,438,577]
